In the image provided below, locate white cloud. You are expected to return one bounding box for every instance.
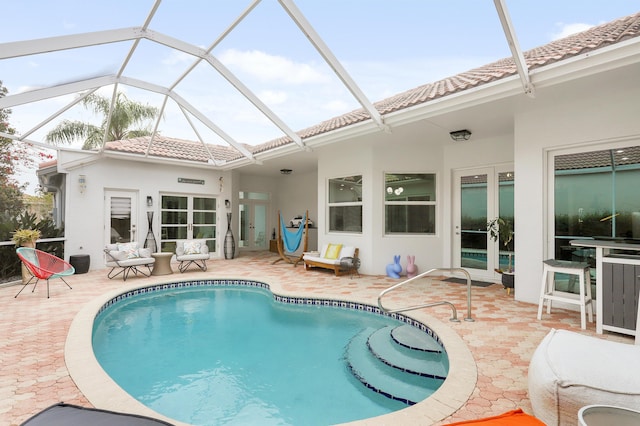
[162,50,193,66]
[218,49,329,85]
[258,90,288,105]
[322,99,350,113]
[551,22,596,40]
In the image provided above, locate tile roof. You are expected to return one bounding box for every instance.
[555,145,640,171]
[104,135,242,163]
[105,12,640,164]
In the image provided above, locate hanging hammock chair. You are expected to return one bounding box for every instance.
[272,210,309,266]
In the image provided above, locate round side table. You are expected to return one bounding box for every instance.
[151,252,173,276]
[579,405,640,426]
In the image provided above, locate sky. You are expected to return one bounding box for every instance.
[1,0,639,193]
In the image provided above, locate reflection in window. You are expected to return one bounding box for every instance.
[328,175,362,232]
[384,173,436,234]
[554,146,640,262]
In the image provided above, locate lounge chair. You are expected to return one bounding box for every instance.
[175,239,209,272]
[21,402,175,425]
[104,242,155,281]
[15,247,74,298]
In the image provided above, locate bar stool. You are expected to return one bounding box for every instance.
[537,259,594,329]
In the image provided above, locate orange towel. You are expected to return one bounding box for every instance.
[446,409,544,425]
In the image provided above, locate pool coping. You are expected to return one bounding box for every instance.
[65,278,477,425]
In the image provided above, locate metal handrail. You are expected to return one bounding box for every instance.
[377,267,475,322]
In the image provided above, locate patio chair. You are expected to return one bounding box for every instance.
[104,242,155,281]
[175,239,209,272]
[15,247,74,298]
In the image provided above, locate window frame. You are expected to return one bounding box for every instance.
[383,172,437,235]
[327,174,363,233]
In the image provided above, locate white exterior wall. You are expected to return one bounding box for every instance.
[514,68,640,304]
[58,153,232,270]
[238,170,318,241]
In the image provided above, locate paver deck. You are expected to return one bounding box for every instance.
[0,252,632,425]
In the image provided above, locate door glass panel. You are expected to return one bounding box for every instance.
[239,204,249,248]
[193,211,215,224]
[193,197,215,210]
[161,211,188,225]
[254,204,267,249]
[162,196,187,209]
[460,174,488,270]
[498,171,515,272]
[110,197,131,243]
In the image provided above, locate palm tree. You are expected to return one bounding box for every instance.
[45,92,160,149]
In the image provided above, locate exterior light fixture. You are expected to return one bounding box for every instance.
[225,199,231,209]
[449,129,472,141]
[146,196,153,207]
[280,168,292,175]
[78,175,86,193]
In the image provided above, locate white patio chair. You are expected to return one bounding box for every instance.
[175,239,209,272]
[104,242,155,281]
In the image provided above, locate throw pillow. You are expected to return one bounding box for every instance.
[116,242,140,259]
[183,241,201,255]
[324,243,343,260]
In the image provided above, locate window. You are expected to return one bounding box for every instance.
[554,146,640,262]
[385,173,436,234]
[328,175,362,232]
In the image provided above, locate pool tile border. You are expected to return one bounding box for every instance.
[96,279,446,350]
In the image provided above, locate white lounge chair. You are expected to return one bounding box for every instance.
[175,239,209,272]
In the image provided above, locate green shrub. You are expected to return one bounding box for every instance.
[0,212,65,281]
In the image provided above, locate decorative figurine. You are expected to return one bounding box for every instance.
[406,255,418,278]
[386,255,402,279]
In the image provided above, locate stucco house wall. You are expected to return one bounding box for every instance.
[514,62,640,304]
[58,151,232,270]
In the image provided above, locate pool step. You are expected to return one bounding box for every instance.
[368,326,448,379]
[345,326,446,405]
[391,324,442,353]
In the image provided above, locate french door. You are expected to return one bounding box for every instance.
[105,190,138,244]
[453,166,514,280]
[159,195,217,253]
[238,192,269,251]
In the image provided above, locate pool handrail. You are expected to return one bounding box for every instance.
[377,268,474,322]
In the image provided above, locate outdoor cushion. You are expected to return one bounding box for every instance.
[116,242,140,258]
[183,240,202,255]
[21,402,175,426]
[528,328,640,425]
[324,243,342,259]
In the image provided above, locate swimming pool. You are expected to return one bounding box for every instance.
[91,280,449,425]
[65,278,476,425]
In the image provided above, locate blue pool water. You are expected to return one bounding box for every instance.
[92,283,446,425]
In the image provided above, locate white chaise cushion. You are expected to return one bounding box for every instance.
[303,245,356,266]
[529,328,640,425]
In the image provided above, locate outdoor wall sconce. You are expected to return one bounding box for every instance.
[225,199,231,209]
[280,168,292,175]
[78,175,86,193]
[449,129,472,141]
[146,196,153,207]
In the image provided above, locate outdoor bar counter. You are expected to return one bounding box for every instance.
[570,239,640,336]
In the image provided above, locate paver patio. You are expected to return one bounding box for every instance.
[0,252,632,425]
